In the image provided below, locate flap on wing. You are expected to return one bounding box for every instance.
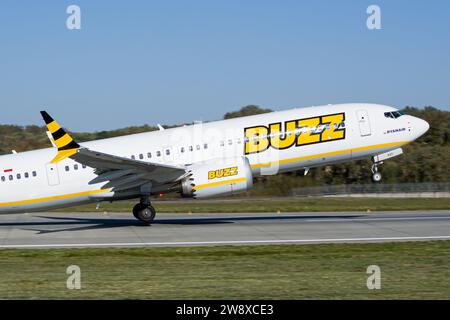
[72,149,187,192]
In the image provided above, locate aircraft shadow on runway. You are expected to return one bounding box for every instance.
[2,214,363,234]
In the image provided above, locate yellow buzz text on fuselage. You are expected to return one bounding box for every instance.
[244,113,345,155]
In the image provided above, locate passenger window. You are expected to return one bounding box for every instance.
[189,146,193,152]
[82,165,86,169]
[1,176,5,182]
[17,174,21,180]
[74,164,79,170]
[203,143,208,149]
[131,155,136,160]
[156,151,161,157]
[196,145,200,150]
[65,166,70,172]
[228,140,232,145]
[25,172,29,178]
[237,138,241,144]
[147,152,152,158]
[180,147,185,153]
[9,175,13,181]
[32,171,37,177]
[220,141,225,147]
[165,149,170,155]
[139,154,144,160]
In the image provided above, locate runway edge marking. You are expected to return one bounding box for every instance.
[2,235,450,249]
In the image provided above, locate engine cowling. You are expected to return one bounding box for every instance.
[181,157,253,198]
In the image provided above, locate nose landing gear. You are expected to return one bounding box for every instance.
[133,197,156,224]
[371,162,383,183]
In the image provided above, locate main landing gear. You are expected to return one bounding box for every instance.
[371,162,383,183]
[133,196,156,224]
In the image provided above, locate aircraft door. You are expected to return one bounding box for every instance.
[45,163,60,186]
[356,109,371,136]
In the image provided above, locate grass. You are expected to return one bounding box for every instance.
[0,241,449,299]
[55,197,450,213]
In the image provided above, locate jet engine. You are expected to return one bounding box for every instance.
[181,157,253,198]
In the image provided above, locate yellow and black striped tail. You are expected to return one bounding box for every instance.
[40,111,80,163]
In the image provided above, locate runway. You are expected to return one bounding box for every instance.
[0,210,450,248]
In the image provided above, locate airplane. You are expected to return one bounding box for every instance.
[0,103,429,224]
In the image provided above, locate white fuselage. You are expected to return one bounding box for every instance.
[0,103,429,213]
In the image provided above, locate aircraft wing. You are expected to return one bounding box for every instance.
[40,111,187,192]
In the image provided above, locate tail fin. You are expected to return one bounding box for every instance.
[40,111,80,163]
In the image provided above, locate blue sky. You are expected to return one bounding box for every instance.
[1,0,449,131]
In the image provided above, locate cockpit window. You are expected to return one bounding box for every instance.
[392,111,404,118]
[384,111,405,119]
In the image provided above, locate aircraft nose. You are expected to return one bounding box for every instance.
[414,117,430,138]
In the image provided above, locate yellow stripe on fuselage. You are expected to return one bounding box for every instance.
[193,177,247,190]
[0,189,110,207]
[250,141,409,169]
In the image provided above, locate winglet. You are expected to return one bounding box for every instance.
[40,111,80,163]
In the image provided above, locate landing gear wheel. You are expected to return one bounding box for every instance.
[133,203,156,224]
[372,171,382,183]
[371,162,383,183]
